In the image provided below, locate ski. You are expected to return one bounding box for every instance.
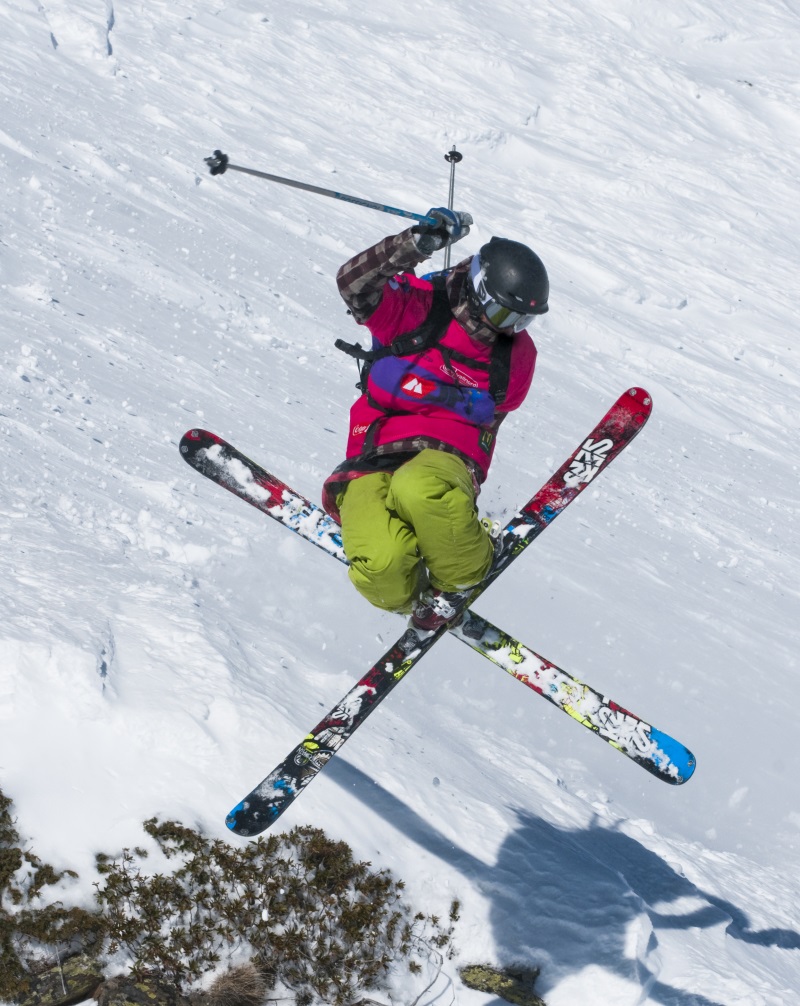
[180,429,348,564]
[180,419,694,786]
[181,388,677,835]
[451,611,695,784]
[179,385,651,682]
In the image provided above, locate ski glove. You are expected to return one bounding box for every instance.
[412,207,473,256]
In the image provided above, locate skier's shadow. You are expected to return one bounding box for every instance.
[330,761,799,1005]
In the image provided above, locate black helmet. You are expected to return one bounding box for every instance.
[469,237,549,332]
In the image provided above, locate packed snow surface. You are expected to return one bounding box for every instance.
[1,1,798,1003]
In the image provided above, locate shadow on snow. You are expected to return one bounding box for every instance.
[329,759,799,1005]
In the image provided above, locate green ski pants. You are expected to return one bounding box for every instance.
[337,449,494,613]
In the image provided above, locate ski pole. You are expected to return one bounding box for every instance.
[204,150,437,227]
[442,145,463,270]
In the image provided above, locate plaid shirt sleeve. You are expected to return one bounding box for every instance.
[336,228,428,323]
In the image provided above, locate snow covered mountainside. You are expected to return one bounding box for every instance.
[1,0,798,1003]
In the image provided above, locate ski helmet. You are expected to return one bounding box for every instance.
[468,237,549,332]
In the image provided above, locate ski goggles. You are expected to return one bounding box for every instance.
[468,254,545,333]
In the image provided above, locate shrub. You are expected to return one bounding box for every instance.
[95,818,455,1003]
[0,788,104,999]
[1,788,457,1005]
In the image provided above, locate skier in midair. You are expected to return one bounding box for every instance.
[322,209,549,630]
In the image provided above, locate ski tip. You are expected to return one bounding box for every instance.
[225,802,247,834]
[226,784,292,837]
[180,428,213,452]
[225,801,271,838]
[650,727,696,785]
[674,749,697,785]
[624,386,653,411]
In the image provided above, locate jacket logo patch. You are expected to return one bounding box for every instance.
[441,362,480,388]
[400,374,437,397]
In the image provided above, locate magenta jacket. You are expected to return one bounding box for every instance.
[322,234,537,520]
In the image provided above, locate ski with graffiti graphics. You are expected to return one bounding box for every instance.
[179,384,648,682]
[180,414,694,790]
[181,388,664,836]
[450,610,695,784]
[180,389,694,799]
[180,430,348,564]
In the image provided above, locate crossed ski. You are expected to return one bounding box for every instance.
[180,388,696,836]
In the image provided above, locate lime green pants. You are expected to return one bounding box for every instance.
[337,450,494,613]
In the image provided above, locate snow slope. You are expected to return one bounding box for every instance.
[1,0,799,1003]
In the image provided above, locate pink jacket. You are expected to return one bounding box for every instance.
[347,272,536,467]
[322,233,537,519]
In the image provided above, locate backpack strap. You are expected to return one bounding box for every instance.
[334,276,453,390]
[489,333,514,407]
[335,272,513,405]
[424,274,513,407]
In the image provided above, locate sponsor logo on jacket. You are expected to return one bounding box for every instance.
[400,374,437,397]
[441,362,480,387]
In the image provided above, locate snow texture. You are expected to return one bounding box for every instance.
[1,0,798,1003]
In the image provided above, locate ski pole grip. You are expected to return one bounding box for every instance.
[205,150,229,175]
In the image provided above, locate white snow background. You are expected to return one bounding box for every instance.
[1,0,799,1003]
